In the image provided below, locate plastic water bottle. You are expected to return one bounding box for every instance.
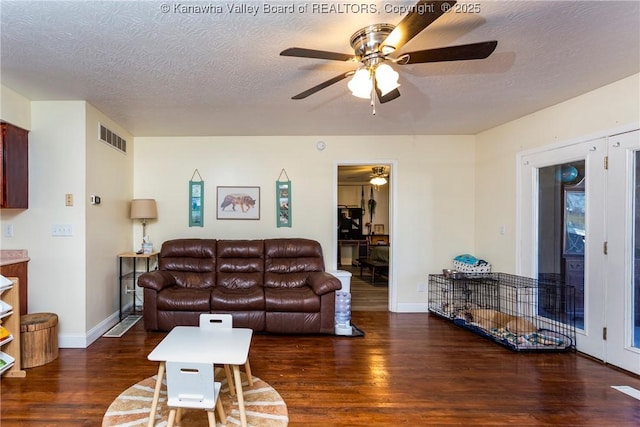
[335,291,351,328]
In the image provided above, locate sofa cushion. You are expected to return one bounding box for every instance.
[264,272,309,289]
[159,239,217,289]
[264,287,320,312]
[216,240,264,289]
[264,238,325,289]
[157,287,211,311]
[217,272,263,289]
[211,286,265,310]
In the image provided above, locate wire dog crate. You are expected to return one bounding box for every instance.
[428,273,575,352]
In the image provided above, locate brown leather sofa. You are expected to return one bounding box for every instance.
[138,238,342,333]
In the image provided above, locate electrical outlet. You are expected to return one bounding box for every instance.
[52,224,73,236]
[65,193,74,206]
[417,282,426,292]
[4,224,14,238]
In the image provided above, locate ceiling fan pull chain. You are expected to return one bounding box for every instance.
[370,81,376,115]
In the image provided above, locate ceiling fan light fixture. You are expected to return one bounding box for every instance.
[370,166,388,186]
[370,176,388,186]
[348,68,373,99]
[374,63,400,96]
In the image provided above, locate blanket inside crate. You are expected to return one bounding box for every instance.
[451,308,572,350]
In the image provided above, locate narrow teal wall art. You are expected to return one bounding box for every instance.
[189,169,204,227]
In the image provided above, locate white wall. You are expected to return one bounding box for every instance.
[474,73,640,272]
[1,94,135,347]
[134,135,477,311]
[8,101,88,344]
[85,104,134,336]
[0,85,31,130]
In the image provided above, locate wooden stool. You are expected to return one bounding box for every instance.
[20,313,59,368]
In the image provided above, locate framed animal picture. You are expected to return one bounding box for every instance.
[216,186,260,220]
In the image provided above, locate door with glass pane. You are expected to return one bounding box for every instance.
[519,139,607,360]
[605,130,640,374]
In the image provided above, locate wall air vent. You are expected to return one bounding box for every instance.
[98,122,127,153]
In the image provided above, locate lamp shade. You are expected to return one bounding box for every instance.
[374,63,400,96]
[130,199,157,220]
[348,68,373,99]
[370,176,388,186]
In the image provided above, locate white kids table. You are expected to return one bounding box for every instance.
[147,326,253,427]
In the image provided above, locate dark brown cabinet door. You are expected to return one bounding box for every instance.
[1,123,29,209]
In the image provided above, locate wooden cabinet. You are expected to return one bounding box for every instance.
[1,123,29,209]
[0,258,29,315]
[0,277,26,377]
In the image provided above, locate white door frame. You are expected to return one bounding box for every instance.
[333,160,398,312]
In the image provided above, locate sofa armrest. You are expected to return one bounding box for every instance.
[307,272,342,295]
[138,270,175,292]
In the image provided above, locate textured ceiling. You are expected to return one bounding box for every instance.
[1,1,639,137]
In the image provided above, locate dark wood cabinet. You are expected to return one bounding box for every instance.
[0,123,29,209]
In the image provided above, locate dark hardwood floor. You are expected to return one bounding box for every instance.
[2,312,640,426]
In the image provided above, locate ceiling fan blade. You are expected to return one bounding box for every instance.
[382,1,457,52]
[376,87,401,104]
[280,47,354,62]
[398,41,498,64]
[291,71,355,99]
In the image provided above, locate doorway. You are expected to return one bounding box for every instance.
[518,129,640,374]
[336,163,392,311]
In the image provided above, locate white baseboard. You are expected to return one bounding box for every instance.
[394,302,429,313]
[58,310,121,349]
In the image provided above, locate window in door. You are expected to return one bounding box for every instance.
[537,160,585,330]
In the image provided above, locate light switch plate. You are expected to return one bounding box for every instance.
[52,224,73,236]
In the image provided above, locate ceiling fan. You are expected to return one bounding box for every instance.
[280,0,497,113]
[370,166,389,187]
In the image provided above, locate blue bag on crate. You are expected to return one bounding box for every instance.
[453,254,491,273]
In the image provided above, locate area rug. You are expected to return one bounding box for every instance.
[102,370,288,426]
[103,315,142,338]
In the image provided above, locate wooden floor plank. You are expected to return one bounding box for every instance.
[2,312,640,426]
[348,265,388,311]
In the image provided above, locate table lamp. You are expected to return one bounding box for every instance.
[130,199,157,252]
